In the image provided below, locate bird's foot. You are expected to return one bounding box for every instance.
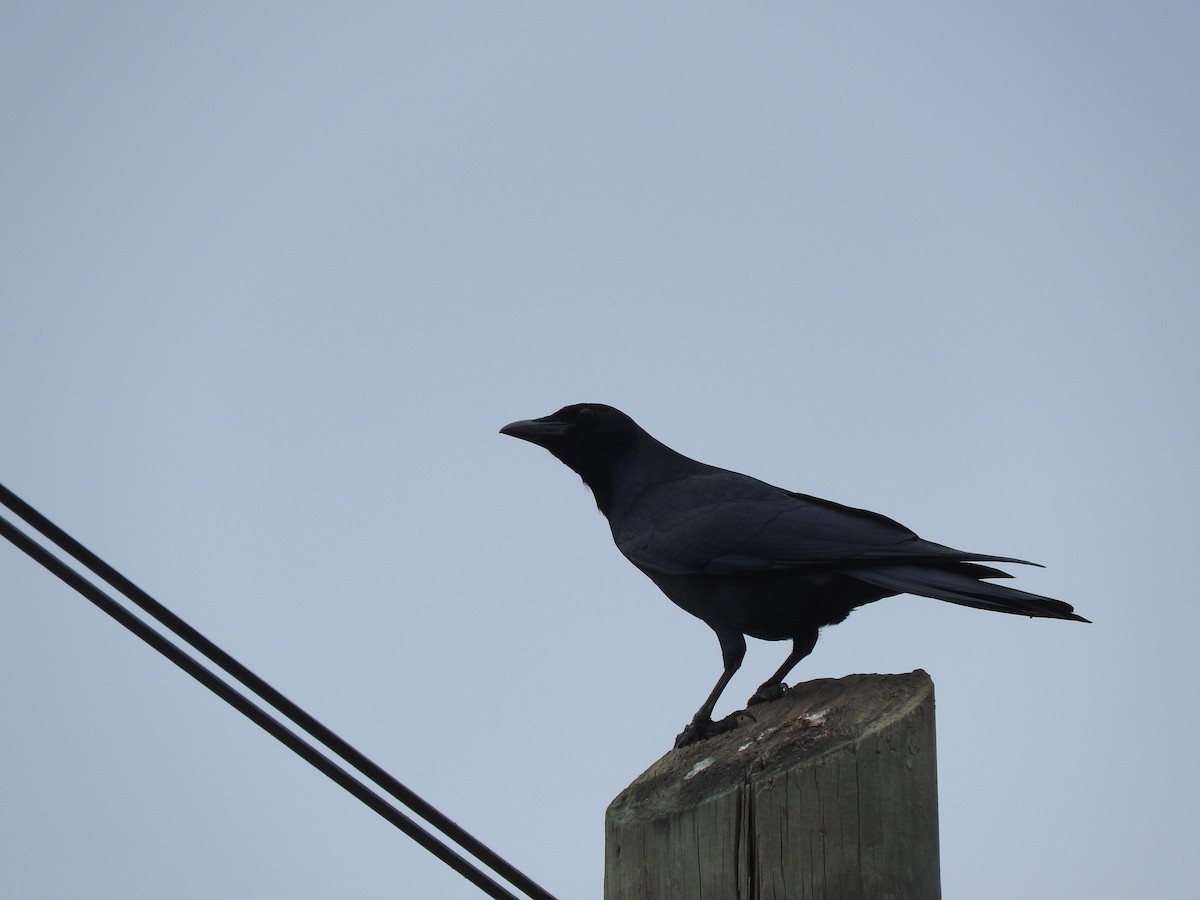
[747,682,788,706]
[674,711,754,748]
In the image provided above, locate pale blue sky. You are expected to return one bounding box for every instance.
[2,4,1197,898]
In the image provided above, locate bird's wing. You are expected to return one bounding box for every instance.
[614,471,1033,575]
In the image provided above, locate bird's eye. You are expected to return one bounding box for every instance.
[576,407,596,422]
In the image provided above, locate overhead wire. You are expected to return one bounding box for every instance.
[0,483,558,900]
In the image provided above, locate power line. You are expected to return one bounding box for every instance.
[0,483,558,900]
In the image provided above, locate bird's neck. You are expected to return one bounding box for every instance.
[581,439,697,521]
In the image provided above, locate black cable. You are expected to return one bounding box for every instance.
[0,486,558,900]
[0,483,554,900]
[0,513,521,899]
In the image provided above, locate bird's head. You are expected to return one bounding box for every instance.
[500,403,643,463]
[500,404,652,507]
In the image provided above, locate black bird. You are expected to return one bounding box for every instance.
[501,403,1088,746]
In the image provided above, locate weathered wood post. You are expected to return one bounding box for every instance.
[604,670,940,900]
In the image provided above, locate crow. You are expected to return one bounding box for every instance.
[501,403,1088,746]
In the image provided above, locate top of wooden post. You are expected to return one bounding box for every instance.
[608,670,934,824]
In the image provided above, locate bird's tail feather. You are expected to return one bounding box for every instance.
[852,563,1090,622]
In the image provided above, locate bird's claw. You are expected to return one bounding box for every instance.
[674,711,754,748]
[747,682,789,706]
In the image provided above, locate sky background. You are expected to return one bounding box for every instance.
[2,4,1197,898]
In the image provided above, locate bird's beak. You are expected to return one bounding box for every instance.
[500,416,572,444]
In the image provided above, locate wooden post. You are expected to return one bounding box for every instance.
[604,670,940,900]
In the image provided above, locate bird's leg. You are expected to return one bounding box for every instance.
[674,629,749,748]
[747,627,819,705]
